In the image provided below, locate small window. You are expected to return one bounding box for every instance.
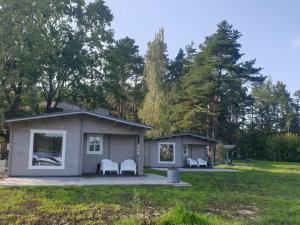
[87,135,103,154]
[183,145,189,156]
[158,143,175,163]
[29,129,66,169]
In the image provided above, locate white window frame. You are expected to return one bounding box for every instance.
[86,134,103,155]
[28,129,67,170]
[183,145,189,156]
[158,142,176,163]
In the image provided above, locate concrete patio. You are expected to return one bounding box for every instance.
[0,173,191,187]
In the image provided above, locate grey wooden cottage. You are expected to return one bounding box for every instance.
[5,110,151,176]
[144,133,218,168]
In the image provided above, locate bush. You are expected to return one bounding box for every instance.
[266,134,300,162]
[215,144,226,164]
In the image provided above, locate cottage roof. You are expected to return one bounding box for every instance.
[5,110,152,129]
[146,132,219,142]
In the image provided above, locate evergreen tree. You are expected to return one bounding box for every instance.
[166,49,186,84]
[138,29,168,136]
[293,90,300,134]
[104,37,144,119]
[171,21,264,141]
[252,80,295,134]
[185,41,198,64]
[273,81,293,132]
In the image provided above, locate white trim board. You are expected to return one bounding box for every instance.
[183,145,189,156]
[86,134,104,155]
[28,129,67,170]
[158,142,176,164]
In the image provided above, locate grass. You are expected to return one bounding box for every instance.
[0,161,299,224]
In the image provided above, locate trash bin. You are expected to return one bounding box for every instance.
[167,168,180,183]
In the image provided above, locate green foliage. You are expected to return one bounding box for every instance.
[234,80,300,161]
[0,0,42,117]
[0,0,299,161]
[138,29,169,136]
[166,48,188,85]
[252,79,294,133]
[266,134,300,162]
[0,0,114,113]
[61,83,108,111]
[215,144,226,164]
[235,130,269,160]
[171,21,264,140]
[104,37,144,120]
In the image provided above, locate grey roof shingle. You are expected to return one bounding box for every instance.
[4,110,152,129]
[146,132,219,142]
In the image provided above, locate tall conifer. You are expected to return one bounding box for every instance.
[138,29,168,136]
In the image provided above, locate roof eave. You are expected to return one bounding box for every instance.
[145,133,220,143]
[4,111,152,130]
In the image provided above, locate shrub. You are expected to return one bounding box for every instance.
[215,144,226,164]
[266,134,300,162]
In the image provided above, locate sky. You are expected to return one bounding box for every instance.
[104,0,300,94]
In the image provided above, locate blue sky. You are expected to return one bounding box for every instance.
[105,0,300,94]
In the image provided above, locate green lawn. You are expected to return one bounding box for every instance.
[0,161,300,225]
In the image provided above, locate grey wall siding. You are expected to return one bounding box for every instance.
[109,135,136,163]
[145,137,184,167]
[144,136,215,168]
[7,126,13,176]
[182,136,210,145]
[144,141,150,167]
[137,134,144,175]
[190,145,206,159]
[80,116,144,175]
[81,134,109,174]
[81,116,142,135]
[9,116,82,176]
[9,114,145,176]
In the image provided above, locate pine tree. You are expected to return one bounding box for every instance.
[251,79,278,133]
[293,90,300,134]
[166,48,186,84]
[252,80,297,134]
[171,21,264,141]
[104,37,144,119]
[138,29,168,136]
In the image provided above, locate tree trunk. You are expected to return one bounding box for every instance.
[45,97,52,113]
[6,84,22,118]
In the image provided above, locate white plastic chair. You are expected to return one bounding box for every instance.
[197,158,207,167]
[120,159,137,175]
[187,158,198,167]
[100,159,119,175]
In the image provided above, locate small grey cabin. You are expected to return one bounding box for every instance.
[5,110,151,176]
[144,133,218,168]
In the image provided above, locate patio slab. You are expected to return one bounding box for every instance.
[0,174,191,187]
[152,168,240,172]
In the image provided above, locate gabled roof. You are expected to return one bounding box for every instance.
[223,145,236,149]
[4,110,152,129]
[146,132,219,142]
